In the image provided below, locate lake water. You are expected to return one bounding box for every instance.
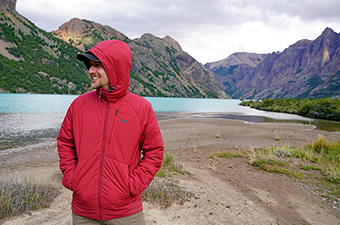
[0,93,339,151]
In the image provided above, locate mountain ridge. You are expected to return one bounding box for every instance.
[0,1,227,98]
[51,17,228,98]
[2,0,338,99]
[206,28,340,99]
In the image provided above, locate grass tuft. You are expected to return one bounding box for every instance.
[216,151,244,159]
[156,152,187,178]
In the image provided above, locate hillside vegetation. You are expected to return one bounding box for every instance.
[240,97,340,121]
[0,11,89,94]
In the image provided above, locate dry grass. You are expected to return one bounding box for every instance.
[208,157,219,171]
[142,178,195,208]
[0,175,60,218]
[246,135,340,209]
[143,152,194,207]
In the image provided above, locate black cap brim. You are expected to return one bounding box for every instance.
[76,53,100,69]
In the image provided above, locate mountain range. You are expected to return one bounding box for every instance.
[205,28,340,99]
[0,0,227,98]
[52,18,227,98]
[1,0,339,99]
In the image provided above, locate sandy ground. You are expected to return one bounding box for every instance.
[1,118,340,225]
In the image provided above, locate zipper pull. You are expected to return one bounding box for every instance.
[115,109,118,115]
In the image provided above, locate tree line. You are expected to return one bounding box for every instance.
[240,97,340,121]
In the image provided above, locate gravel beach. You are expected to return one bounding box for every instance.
[1,117,340,225]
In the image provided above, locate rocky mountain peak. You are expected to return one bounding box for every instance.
[322,27,335,36]
[141,33,157,40]
[205,52,268,71]
[50,18,227,98]
[55,18,92,36]
[0,0,16,11]
[52,18,128,51]
[163,35,182,51]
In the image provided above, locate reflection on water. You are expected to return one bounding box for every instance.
[184,113,340,133]
[308,119,340,132]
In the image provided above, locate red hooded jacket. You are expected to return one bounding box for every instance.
[57,40,164,220]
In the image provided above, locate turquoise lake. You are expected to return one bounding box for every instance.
[0,93,339,151]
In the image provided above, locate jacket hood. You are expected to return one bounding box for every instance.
[87,40,132,99]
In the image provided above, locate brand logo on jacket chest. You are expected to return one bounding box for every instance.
[120,119,128,124]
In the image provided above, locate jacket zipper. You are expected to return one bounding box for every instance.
[108,109,119,146]
[98,106,118,220]
[98,103,109,221]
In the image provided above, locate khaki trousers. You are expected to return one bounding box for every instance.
[72,211,146,225]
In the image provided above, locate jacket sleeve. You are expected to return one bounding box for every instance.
[57,107,77,191]
[129,106,164,196]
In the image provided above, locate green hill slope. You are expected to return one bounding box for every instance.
[0,10,89,94]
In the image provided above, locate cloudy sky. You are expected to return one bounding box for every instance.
[16,0,340,64]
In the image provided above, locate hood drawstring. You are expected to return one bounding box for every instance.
[98,89,103,101]
[98,86,116,101]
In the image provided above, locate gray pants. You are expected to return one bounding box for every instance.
[72,211,146,225]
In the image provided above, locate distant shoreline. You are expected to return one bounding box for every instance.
[1,110,340,153]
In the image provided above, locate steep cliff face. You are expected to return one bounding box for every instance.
[129,33,227,97]
[53,18,228,98]
[206,28,340,99]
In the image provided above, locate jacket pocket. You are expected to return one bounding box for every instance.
[102,158,131,201]
[72,158,87,191]
[72,157,99,205]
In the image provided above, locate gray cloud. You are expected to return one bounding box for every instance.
[16,0,340,63]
